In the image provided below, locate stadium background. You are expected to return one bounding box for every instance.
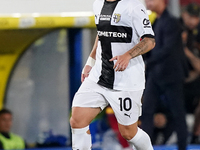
[0,0,199,149]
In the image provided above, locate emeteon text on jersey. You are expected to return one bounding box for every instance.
[97,31,127,38]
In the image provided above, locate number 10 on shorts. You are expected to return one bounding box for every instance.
[119,98,132,111]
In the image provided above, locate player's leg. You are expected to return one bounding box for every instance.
[70,79,108,150]
[106,89,153,150]
[106,107,131,149]
[70,107,101,128]
[70,107,101,150]
[118,123,153,150]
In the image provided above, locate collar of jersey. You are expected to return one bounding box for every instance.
[105,0,121,3]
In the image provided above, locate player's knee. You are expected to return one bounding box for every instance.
[119,123,138,140]
[70,117,79,128]
[121,131,134,140]
[70,116,90,128]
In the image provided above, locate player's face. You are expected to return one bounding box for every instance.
[0,113,12,132]
[182,12,200,30]
[145,0,163,11]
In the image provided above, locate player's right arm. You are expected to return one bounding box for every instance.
[81,35,98,82]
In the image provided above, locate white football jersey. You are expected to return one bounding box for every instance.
[88,0,154,91]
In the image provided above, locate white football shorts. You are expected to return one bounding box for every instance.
[72,78,143,126]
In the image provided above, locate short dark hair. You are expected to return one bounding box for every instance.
[0,109,12,116]
[186,3,200,17]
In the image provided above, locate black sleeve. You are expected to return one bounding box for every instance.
[141,34,155,39]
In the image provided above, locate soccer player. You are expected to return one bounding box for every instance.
[70,0,155,149]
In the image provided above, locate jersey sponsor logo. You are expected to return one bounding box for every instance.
[143,18,151,28]
[99,14,112,21]
[113,13,121,23]
[97,31,127,38]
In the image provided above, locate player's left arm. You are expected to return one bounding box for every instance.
[128,37,155,57]
[110,3,155,71]
[110,37,155,71]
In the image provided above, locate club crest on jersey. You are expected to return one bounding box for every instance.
[113,14,121,23]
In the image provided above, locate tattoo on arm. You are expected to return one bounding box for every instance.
[129,38,155,58]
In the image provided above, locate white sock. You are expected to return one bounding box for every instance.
[128,128,153,150]
[71,126,92,150]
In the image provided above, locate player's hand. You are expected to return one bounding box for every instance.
[81,65,92,82]
[109,52,131,72]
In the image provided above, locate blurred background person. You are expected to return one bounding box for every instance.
[142,0,188,150]
[0,109,26,150]
[152,113,168,144]
[180,3,200,144]
[150,98,174,145]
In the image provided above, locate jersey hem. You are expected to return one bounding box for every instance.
[87,77,145,91]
